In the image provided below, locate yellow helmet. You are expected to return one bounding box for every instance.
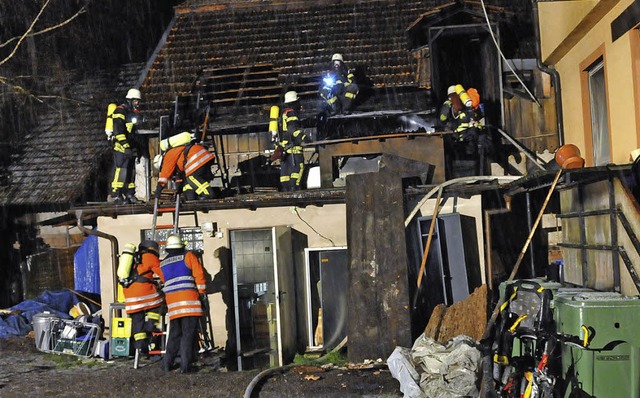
[165,234,184,250]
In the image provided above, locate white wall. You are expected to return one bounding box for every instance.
[96,204,347,347]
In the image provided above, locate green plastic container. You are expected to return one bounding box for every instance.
[555,292,640,398]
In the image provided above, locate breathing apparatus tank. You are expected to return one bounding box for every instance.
[269,105,280,141]
[117,243,137,280]
[454,84,473,108]
[104,103,117,140]
[159,131,194,152]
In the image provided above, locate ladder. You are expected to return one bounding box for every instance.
[197,104,230,193]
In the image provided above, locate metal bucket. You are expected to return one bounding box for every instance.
[32,312,60,352]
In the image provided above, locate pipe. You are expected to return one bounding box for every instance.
[75,210,120,303]
[404,175,520,228]
[532,0,564,146]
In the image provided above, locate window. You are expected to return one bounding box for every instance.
[142,227,204,258]
[586,59,610,166]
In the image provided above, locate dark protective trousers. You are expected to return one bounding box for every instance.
[280,153,305,191]
[163,316,199,372]
[130,307,160,352]
[111,150,136,198]
[183,163,215,200]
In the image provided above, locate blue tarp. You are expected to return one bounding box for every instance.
[0,290,78,338]
[74,234,101,294]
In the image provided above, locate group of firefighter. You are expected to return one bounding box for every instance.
[117,235,207,373]
[107,53,491,200]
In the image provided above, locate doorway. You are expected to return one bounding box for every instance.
[230,227,297,370]
[305,247,348,351]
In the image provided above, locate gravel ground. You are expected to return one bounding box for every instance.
[0,337,403,397]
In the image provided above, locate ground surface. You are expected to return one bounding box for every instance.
[0,337,402,397]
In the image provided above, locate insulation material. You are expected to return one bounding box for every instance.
[410,334,481,398]
[424,285,487,343]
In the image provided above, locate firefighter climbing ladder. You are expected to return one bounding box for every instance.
[135,188,215,369]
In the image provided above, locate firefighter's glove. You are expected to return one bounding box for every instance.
[154,185,164,199]
[199,293,207,304]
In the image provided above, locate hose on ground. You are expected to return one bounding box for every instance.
[243,363,298,398]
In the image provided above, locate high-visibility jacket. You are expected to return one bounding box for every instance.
[277,107,309,156]
[123,252,164,314]
[112,103,139,154]
[160,250,206,320]
[158,144,215,187]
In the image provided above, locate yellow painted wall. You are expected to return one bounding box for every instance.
[97,204,347,348]
[539,1,598,61]
[540,0,638,164]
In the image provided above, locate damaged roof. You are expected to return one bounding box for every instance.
[0,64,144,209]
[141,0,521,133]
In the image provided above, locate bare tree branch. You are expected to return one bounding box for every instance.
[0,4,87,50]
[0,75,44,103]
[0,1,88,102]
[0,0,51,68]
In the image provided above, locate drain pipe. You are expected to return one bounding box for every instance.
[75,210,119,303]
[532,0,564,146]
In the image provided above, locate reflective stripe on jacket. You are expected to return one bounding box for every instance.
[123,252,164,314]
[158,144,214,185]
[160,251,206,320]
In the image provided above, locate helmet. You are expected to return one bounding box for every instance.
[447,85,456,95]
[284,91,298,104]
[139,240,159,255]
[153,154,164,172]
[165,234,184,250]
[331,53,343,62]
[126,88,142,100]
[122,243,136,254]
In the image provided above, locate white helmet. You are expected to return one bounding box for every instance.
[126,88,142,100]
[165,234,184,250]
[447,85,456,95]
[331,53,343,62]
[284,91,298,104]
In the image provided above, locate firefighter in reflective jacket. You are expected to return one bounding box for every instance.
[160,234,207,373]
[154,134,216,201]
[319,53,359,115]
[439,84,491,175]
[273,91,311,191]
[119,240,164,355]
[110,88,144,205]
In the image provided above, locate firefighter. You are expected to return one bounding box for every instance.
[273,91,311,191]
[161,234,207,373]
[319,53,359,115]
[439,84,492,176]
[109,88,144,205]
[118,240,164,356]
[154,133,216,201]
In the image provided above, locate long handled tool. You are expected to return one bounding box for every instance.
[151,195,160,240]
[484,169,563,339]
[173,190,181,234]
[412,188,443,309]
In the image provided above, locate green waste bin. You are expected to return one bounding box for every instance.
[555,292,640,398]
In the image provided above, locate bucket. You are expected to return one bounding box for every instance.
[32,312,61,351]
[555,144,585,169]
